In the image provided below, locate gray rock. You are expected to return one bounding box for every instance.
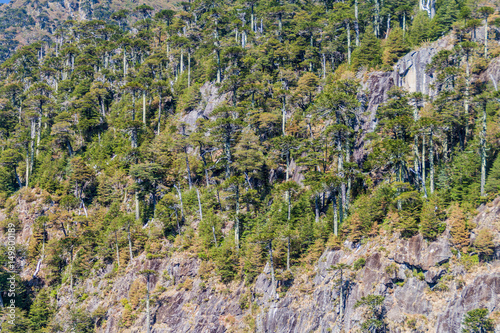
[436,273,500,332]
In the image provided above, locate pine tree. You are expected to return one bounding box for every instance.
[352,26,382,69]
[420,196,442,240]
[473,229,494,261]
[462,308,494,333]
[382,27,409,66]
[485,154,500,194]
[28,288,53,331]
[409,11,432,45]
[449,203,470,252]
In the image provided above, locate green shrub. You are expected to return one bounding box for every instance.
[353,258,366,271]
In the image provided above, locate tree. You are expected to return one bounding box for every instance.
[70,157,95,218]
[382,27,409,66]
[420,196,443,240]
[449,203,470,252]
[473,229,494,261]
[0,149,23,189]
[129,163,165,221]
[69,308,94,333]
[462,308,494,333]
[352,26,382,69]
[28,288,53,331]
[208,105,243,179]
[354,295,386,332]
[213,237,239,283]
[486,154,500,194]
[329,263,351,325]
[408,11,431,45]
[479,7,495,56]
[139,269,157,333]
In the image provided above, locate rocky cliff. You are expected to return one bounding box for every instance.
[3,188,500,332]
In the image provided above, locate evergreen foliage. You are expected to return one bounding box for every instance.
[0,0,498,329]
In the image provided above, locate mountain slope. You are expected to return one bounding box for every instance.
[0,0,173,62]
[3,188,500,332]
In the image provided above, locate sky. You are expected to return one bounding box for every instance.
[0,0,9,3]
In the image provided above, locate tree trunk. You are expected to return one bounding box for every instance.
[422,134,427,198]
[36,115,41,157]
[217,49,221,83]
[414,135,420,189]
[135,191,140,220]
[142,92,146,124]
[374,0,380,37]
[268,240,276,299]
[212,225,217,244]
[386,15,391,38]
[180,50,184,74]
[413,104,420,189]
[30,119,35,173]
[347,22,351,65]
[333,192,338,236]
[339,269,344,322]
[188,52,191,87]
[286,184,291,271]
[286,235,290,271]
[174,184,185,220]
[251,5,254,32]
[25,151,29,187]
[481,104,487,197]
[123,50,127,75]
[115,230,120,267]
[465,51,470,140]
[127,224,133,262]
[485,20,489,56]
[157,95,162,135]
[235,183,240,248]
[355,0,360,47]
[99,96,105,117]
[185,148,193,190]
[337,131,344,223]
[403,14,406,39]
[225,126,232,179]
[196,187,203,220]
[282,96,286,136]
[146,275,151,333]
[315,194,320,223]
[429,128,435,194]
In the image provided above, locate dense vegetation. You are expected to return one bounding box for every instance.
[0,0,499,330]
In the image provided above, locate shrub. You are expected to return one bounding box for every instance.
[353,258,366,271]
[460,254,479,271]
[473,229,494,261]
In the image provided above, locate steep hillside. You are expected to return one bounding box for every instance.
[0,0,173,62]
[2,188,500,332]
[0,0,500,332]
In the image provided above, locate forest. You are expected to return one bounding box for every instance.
[0,0,499,331]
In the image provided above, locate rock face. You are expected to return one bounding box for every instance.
[181,82,229,130]
[391,233,452,271]
[393,36,454,99]
[436,273,500,332]
[355,36,454,163]
[65,233,495,333]
[4,191,500,332]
